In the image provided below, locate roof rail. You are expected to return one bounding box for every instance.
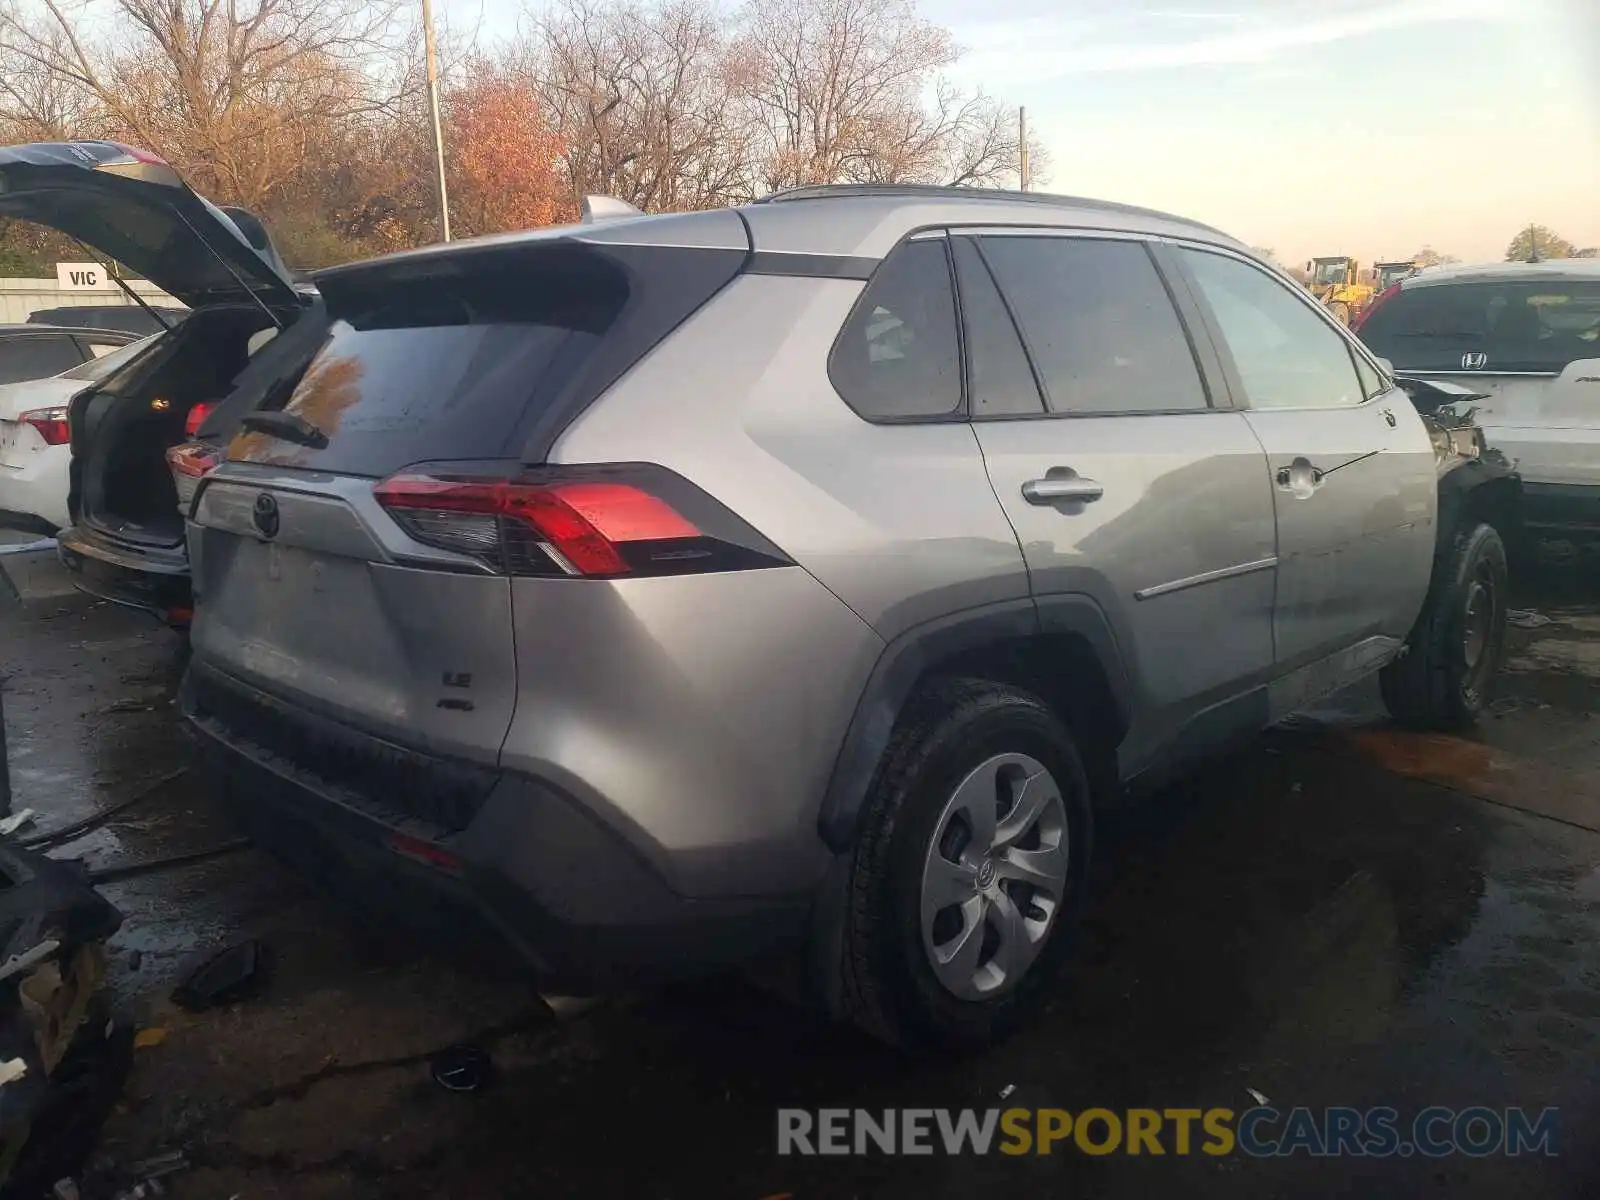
[755,183,1229,238]
[581,194,643,223]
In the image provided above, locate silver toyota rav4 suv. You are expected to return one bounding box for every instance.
[180,185,1516,1049]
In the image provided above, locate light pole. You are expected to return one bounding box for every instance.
[422,0,451,242]
[1018,106,1030,192]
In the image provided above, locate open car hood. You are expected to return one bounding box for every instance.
[0,141,298,311]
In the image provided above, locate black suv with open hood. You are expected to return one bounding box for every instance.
[0,140,313,620]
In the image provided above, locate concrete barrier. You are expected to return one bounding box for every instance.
[0,278,179,324]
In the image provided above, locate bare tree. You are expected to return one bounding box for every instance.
[727,0,1036,192]
[0,0,407,210]
[526,0,754,211]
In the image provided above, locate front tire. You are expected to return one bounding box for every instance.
[1328,300,1352,325]
[838,678,1093,1051]
[1380,522,1509,730]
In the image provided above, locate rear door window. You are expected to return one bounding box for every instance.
[0,334,85,383]
[228,242,744,475]
[977,236,1210,415]
[1358,278,1600,374]
[950,237,1044,418]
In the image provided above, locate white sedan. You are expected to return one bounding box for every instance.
[0,335,158,535]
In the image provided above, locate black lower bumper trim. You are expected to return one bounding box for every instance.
[55,534,191,621]
[179,669,811,988]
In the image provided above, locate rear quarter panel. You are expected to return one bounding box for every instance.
[551,273,1030,639]
[544,273,1032,895]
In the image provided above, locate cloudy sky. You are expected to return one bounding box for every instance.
[466,0,1599,264]
[925,0,1600,263]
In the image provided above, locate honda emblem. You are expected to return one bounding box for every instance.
[1461,352,1488,370]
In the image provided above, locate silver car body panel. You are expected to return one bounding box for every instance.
[552,273,1033,640]
[496,568,882,896]
[973,411,1278,775]
[183,187,1446,938]
[1243,393,1437,669]
[190,467,517,764]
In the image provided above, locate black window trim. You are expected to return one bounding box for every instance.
[950,234,1048,418]
[1165,238,1399,413]
[825,229,971,425]
[953,227,1227,421]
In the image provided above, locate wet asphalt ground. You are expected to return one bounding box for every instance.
[1,538,1599,1198]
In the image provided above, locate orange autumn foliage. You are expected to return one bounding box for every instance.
[446,64,573,238]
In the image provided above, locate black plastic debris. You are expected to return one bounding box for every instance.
[4,1013,133,1198]
[171,939,267,1012]
[430,1044,491,1092]
[0,838,124,1193]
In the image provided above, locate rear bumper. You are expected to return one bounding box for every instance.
[1521,482,1600,538]
[179,662,813,988]
[0,445,69,531]
[56,524,191,621]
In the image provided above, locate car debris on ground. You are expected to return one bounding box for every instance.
[171,938,266,1012]
[0,837,125,1194]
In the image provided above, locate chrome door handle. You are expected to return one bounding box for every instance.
[1022,476,1104,504]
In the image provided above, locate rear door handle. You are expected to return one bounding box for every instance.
[1022,476,1104,505]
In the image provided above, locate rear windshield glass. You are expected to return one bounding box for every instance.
[227,242,741,476]
[1360,278,1600,373]
[61,331,161,381]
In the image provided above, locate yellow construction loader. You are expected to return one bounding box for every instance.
[1305,256,1375,325]
[1373,260,1420,291]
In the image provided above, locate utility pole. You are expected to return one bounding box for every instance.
[1018,106,1030,192]
[422,0,451,242]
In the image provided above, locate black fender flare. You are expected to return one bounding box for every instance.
[816,595,1133,852]
[1436,457,1521,560]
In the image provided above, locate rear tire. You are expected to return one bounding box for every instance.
[1380,522,1508,731]
[838,678,1093,1051]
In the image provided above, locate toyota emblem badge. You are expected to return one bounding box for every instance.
[252,492,280,539]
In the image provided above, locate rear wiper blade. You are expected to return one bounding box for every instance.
[240,410,328,449]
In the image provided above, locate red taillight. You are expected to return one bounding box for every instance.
[185,401,218,438]
[1353,283,1400,333]
[19,407,70,446]
[375,474,700,576]
[373,467,786,579]
[389,832,462,873]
